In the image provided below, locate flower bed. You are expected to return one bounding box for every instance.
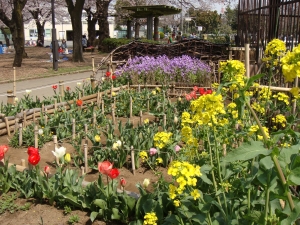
[1,40,300,224]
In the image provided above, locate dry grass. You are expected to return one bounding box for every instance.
[0,46,108,83]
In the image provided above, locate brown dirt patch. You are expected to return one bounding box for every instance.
[0,114,170,225]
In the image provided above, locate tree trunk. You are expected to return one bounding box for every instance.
[96,0,111,50]
[12,0,28,67]
[66,0,85,62]
[87,17,97,47]
[0,27,10,46]
[36,20,45,47]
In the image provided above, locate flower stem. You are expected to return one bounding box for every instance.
[246,101,295,210]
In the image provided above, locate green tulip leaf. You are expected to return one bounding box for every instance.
[111,208,121,220]
[93,199,107,209]
[222,141,270,163]
[90,211,99,222]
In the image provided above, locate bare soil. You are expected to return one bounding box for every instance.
[0,46,107,83]
[0,48,169,224]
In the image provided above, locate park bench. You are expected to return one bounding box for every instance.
[84,46,95,53]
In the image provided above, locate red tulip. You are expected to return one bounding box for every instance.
[199,88,205,95]
[106,71,111,77]
[120,178,126,187]
[0,145,8,160]
[112,75,116,80]
[44,166,50,174]
[98,161,113,175]
[185,94,192,101]
[193,86,198,92]
[108,168,120,179]
[206,89,212,94]
[28,153,40,166]
[27,146,39,155]
[66,86,70,91]
[190,91,197,99]
[76,99,83,106]
[0,145,8,153]
[52,85,58,90]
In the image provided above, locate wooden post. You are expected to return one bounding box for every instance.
[91,76,96,89]
[245,44,250,78]
[139,110,143,125]
[131,146,135,175]
[223,144,227,156]
[84,124,88,143]
[228,47,233,60]
[147,93,150,113]
[130,96,133,118]
[163,114,166,130]
[72,118,76,140]
[53,135,59,165]
[23,110,27,128]
[21,159,26,167]
[59,81,65,100]
[93,112,97,127]
[138,84,140,93]
[34,125,38,148]
[19,123,23,147]
[112,107,116,125]
[7,90,14,105]
[14,118,19,133]
[84,143,88,174]
[4,117,10,136]
[33,109,36,124]
[101,98,104,114]
[44,108,48,125]
[54,99,57,110]
[13,67,16,97]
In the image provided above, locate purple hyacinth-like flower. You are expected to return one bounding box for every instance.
[115,55,211,83]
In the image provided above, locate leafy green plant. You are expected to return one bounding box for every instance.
[68,214,80,224]
[0,192,31,214]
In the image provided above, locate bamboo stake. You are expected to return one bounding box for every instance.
[21,159,26,167]
[54,99,57,110]
[84,143,88,174]
[245,43,250,78]
[163,114,166,129]
[19,124,23,147]
[44,108,48,125]
[34,125,38,148]
[131,146,135,175]
[147,93,150,113]
[72,118,76,140]
[53,135,59,165]
[130,96,133,118]
[59,81,65,101]
[112,107,116,125]
[22,111,26,128]
[13,67,16,97]
[84,124,88,143]
[139,111,143,125]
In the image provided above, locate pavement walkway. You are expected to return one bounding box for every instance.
[0,70,106,104]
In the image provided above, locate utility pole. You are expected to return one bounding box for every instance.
[51,0,58,71]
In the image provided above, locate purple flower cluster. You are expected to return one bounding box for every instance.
[114,55,211,83]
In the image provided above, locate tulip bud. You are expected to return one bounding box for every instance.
[178,97,182,102]
[38,129,44,135]
[64,153,71,163]
[174,116,178,124]
[44,166,50,175]
[143,178,150,188]
[120,178,126,187]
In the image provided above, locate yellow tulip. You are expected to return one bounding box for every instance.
[64,153,71,163]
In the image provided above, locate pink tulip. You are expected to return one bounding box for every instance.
[98,161,113,175]
[174,145,181,153]
[149,148,158,156]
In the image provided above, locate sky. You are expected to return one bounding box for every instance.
[213,0,238,13]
